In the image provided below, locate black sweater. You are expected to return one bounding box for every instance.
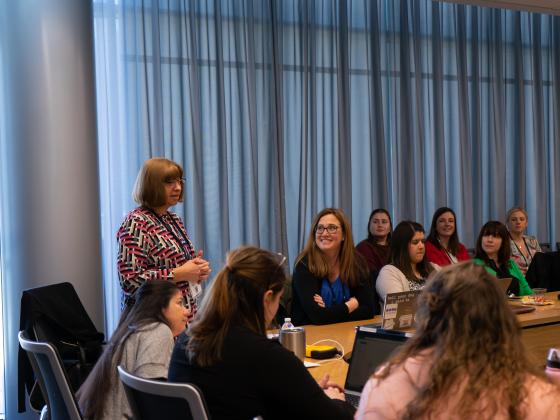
[291,259,378,326]
[168,326,354,420]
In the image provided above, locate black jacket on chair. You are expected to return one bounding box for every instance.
[18,282,104,412]
[526,251,560,292]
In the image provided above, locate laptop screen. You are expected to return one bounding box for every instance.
[344,327,410,393]
[382,290,421,331]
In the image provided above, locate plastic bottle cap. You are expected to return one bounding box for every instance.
[547,349,560,369]
[284,318,291,322]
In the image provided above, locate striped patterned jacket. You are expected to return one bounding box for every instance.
[117,206,201,317]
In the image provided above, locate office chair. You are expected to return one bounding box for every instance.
[18,282,104,413]
[18,331,83,420]
[526,251,560,292]
[541,242,552,253]
[118,366,210,420]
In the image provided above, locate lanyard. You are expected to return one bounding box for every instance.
[437,238,458,264]
[145,207,193,261]
[512,237,530,267]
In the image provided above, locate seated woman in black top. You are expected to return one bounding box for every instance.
[167,246,354,420]
[291,208,377,326]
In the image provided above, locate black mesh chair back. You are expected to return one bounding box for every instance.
[526,251,560,291]
[18,282,104,412]
[118,366,209,420]
[18,331,83,420]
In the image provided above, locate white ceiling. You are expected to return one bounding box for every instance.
[438,0,560,16]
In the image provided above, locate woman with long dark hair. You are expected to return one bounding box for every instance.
[168,246,354,419]
[357,262,560,419]
[291,208,377,325]
[356,208,393,272]
[425,207,470,266]
[77,281,188,419]
[376,221,438,302]
[474,221,533,296]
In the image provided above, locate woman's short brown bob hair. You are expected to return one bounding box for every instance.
[132,158,184,208]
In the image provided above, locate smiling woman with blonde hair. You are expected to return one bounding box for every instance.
[506,206,542,275]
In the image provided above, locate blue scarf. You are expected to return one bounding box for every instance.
[320,276,350,307]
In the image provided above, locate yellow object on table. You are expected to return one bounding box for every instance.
[305,344,340,359]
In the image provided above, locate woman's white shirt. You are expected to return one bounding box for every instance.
[376,263,440,302]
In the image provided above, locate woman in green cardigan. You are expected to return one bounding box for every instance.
[473,221,533,296]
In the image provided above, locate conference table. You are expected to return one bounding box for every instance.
[303,291,560,385]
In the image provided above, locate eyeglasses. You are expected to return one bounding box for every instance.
[164,178,186,187]
[315,224,340,234]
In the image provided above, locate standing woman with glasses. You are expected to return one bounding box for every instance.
[425,207,470,266]
[356,209,393,273]
[291,208,377,326]
[117,158,211,319]
[506,207,542,275]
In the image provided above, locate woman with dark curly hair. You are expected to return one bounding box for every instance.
[506,207,542,275]
[356,262,560,419]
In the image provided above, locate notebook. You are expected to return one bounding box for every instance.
[344,326,411,408]
[381,290,422,331]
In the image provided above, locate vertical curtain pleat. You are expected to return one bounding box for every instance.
[364,0,388,209]
[336,0,351,215]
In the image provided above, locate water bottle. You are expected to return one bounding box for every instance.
[281,317,295,330]
[545,348,560,384]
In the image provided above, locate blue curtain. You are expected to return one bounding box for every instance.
[92,0,560,331]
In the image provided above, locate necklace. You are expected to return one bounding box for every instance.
[512,236,530,267]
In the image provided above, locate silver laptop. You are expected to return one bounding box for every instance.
[382,290,422,331]
[343,326,411,408]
